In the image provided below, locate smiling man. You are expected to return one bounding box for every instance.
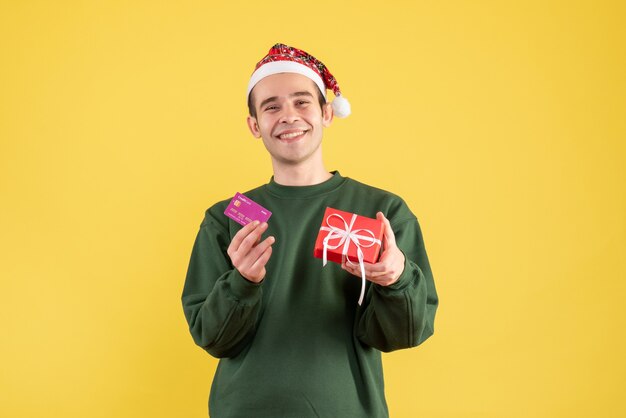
[182,43,439,418]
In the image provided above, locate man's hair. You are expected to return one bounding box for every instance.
[248,85,327,118]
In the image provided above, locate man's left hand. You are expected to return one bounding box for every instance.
[341,212,405,287]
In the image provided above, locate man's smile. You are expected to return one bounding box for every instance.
[275,129,309,141]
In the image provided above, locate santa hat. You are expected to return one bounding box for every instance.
[247,43,351,118]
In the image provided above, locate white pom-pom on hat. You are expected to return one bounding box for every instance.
[331,95,351,118]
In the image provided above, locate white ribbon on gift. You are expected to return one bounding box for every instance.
[320,213,382,305]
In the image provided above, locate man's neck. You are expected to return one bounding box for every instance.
[271,159,333,186]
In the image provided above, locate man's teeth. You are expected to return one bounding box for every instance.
[279,131,305,139]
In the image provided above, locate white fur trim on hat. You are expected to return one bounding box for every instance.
[247,61,327,99]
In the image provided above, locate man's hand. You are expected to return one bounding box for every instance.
[341,212,405,287]
[227,221,275,283]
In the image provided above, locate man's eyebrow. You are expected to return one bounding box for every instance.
[258,91,315,110]
[259,96,278,110]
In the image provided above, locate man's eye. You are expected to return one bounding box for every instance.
[296,100,310,106]
[265,105,278,111]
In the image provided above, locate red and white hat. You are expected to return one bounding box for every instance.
[247,43,351,118]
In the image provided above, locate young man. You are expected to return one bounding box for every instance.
[182,43,438,417]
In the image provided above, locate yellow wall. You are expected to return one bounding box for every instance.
[1,1,624,417]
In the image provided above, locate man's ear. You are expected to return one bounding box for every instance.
[322,102,334,127]
[247,115,262,138]
[322,102,335,128]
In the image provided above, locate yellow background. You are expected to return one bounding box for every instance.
[1,1,624,417]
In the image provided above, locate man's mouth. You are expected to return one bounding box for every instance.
[277,130,308,140]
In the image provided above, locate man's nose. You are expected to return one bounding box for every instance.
[279,105,300,123]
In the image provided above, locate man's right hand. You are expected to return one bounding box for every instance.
[227,221,275,283]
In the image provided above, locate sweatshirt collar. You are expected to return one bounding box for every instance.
[265,171,346,198]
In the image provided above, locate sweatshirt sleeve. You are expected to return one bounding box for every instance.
[356,216,439,352]
[181,209,263,358]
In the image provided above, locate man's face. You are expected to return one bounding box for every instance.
[247,72,333,166]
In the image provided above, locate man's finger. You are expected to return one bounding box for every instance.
[363,262,395,277]
[342,263,362,278]
[230,221,261,251]
[344,263,390,280]
[250,244,273,273]
[237,222,268,254]
[364,269,391,279]
[238,235,274,270]
[362,260,390,273]
[377,212,397,248]
[343,258,384,273]
[249,235,275,262]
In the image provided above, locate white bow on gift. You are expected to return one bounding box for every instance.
[320,213,382,305]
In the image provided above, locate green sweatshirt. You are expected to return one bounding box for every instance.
[182,172,438,418]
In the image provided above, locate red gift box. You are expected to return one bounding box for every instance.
[314,207,384,305]
[314,207,384,266]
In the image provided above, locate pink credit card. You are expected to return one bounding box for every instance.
[224,192,272,226]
